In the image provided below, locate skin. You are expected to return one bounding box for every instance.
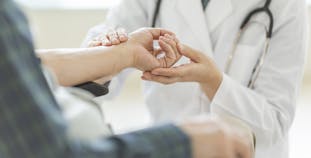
[39,28,254,158]
[88,28,129,47]
[89,29,182,68]
[143,43,223,100]
[38,28,179,86]
[91,30,222,100]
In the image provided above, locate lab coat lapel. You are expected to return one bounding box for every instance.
[207,0,234,71]
[206,0,233,33]
[177,0,213,57]
[212,0,263,71]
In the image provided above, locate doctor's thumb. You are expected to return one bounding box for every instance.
[177,43,202,63]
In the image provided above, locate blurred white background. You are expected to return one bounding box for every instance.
[16,0,311,157]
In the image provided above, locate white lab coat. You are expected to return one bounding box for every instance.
[84,0,308,157]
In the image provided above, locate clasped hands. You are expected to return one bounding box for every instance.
[89,28,223,99]
[88,28,255,158]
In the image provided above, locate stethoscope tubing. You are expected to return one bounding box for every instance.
[228,0,274,88]
[152,0,274,89]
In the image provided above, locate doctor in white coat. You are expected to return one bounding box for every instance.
[82,0,308,157]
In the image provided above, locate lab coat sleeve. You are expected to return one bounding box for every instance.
[210,0,307,148]
[81,0,155,98]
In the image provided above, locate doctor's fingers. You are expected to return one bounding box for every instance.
[152,64,200,82]
[178,43,205,63]
[151,67,187,78]
[142,72,180,85]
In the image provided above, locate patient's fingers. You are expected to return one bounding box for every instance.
[159,36,175,56]
[158,35,182,67]
[101,35,112,46]
[116,28,128,42]
[163,34,179,59]
[107,30,120,45]
[159,37,176,67]
[88,28,128,47]
[88,40,102,47]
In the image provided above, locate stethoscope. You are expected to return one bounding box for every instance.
[152,0,274,89]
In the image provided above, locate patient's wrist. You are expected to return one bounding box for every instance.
[113,43,135,69]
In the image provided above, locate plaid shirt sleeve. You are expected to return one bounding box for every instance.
[0,0,191,158]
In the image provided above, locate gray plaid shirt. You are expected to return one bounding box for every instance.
[0,0,191,157]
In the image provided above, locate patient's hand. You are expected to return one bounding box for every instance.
[88,28,128,47]
[156,34,182,68]
[88,28,181,70]
[90,28,181,85]
[125,28,181,71]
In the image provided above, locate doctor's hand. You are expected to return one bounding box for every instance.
[142,43,223,100]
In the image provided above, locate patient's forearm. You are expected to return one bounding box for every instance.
[37,46,132,86]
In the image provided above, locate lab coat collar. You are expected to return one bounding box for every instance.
[177,0,214,57]
[206,0,233,33]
